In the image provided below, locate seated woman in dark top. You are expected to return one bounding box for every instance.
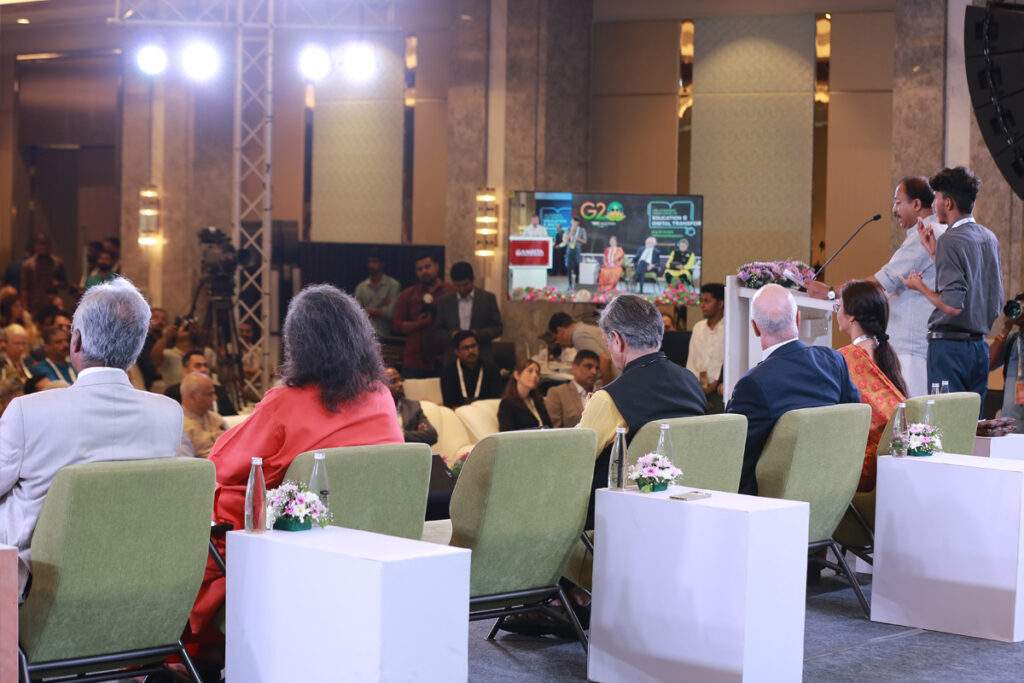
[498,359,552,431]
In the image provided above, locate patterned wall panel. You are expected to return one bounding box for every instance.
[691,15,815,282]
[311,35,405,244]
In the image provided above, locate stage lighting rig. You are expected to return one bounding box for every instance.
[299,44,331,81]
[136,44,167,75]
[181,41,219,81]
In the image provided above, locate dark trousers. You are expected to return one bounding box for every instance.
[634,261,655,292]
[566,248,581,287]
[927,337,988,417]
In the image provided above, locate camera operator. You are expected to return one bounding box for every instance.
[150,316,203,388]
[990,293,1024,425]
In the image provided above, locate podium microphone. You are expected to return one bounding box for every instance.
[813,214,883,279]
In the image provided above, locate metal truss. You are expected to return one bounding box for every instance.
[111,0,397,397]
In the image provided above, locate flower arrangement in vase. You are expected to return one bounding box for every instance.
[891,423,942,457]
[627,453,683,493]
[266,482,330,531]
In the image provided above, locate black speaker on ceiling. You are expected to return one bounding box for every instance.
[965,4,1024,199]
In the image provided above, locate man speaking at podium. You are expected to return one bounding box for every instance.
[807,176,944,397]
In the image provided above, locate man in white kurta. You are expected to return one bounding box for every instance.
[686,282,726,412]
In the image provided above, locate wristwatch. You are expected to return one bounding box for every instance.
[826,288,836,301]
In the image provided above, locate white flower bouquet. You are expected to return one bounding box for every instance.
[266,482,330,530]
[892,423,942,457]
[627,453,683,493]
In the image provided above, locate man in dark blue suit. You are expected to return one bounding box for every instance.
[632,236,662,293]
[727,284,860,495]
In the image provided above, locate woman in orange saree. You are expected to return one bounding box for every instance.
[597,235,625,289]
[836,280,907,492]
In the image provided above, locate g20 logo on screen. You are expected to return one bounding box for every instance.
[580,201,626,222]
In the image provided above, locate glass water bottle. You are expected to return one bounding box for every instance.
[244,457,266,533]
[891,403,907,458]
[655,423,675,467]
[607,427,628,490]
[309,451,330,514]
[923,398,936,427]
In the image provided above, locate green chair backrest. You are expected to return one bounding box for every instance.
[755,404,871,543]
[876,392,979,456]
[286,443,431,540]
[449,428,597,597]
[627,414,747,493]
[20,458,215,664]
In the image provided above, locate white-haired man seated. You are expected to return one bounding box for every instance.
[180,372,227,458]
[726,284,860,496]
[0,278,184,600]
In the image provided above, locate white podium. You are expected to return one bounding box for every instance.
[589,487,809,682]
[872,453,1024,641]
[226,527,471,682]
[723,276,834,404]
[973,434,1024,460]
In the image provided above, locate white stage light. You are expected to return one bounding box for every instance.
[341,41,377,83]
[136,45,167,75]
[299,44,331,81]
[181,41,219,81]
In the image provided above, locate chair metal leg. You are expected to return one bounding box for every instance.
[486,616,506,640]
[18,646,30,683]
[829,539,870,618]
[557,585,589,654]
[580,531,594,554]
[177,639,204,683]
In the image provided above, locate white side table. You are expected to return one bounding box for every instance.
[973,434,1024,460]
[0,544,17,683]
[589,487,809,682]
[872,453,1024,641]
[226,527,471,682]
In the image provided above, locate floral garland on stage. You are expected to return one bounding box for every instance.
[736,260,815,290]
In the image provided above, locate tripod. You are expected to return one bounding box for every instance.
[185,277,248,411]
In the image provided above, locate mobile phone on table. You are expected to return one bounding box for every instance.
[670,490,711,502]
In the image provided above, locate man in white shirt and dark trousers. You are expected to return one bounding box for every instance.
[686,282,725,413]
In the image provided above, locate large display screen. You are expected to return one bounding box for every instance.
[507,190,703,305]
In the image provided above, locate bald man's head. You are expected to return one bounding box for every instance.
[181,372,216,415]
[750,284,799,349]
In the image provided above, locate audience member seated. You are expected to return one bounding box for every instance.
[686,282,726,413]
[31,327,76,384]
[598,236,625,290]
[189,284,402,641]
[531,331,576,366]
[545,350,599,428]
[180,372,228,459]
[498,359,552,431]
[549,312,616,385]
[1,291,37,346]
[4,324,33,380]
[664,237,696,286]
[836,280,907,492]
[0,278,184,601]
[164,350,237,416]
[578,295,706,527]
[386,365,438,445]
[434,261,503,361]
[440,330,503,408]
[632,236,662,294]
[727,284,861,495]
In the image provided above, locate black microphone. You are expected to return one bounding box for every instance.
[813,214,883,279]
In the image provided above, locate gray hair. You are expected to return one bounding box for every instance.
[598,294,664,351]
[751,284,798,335]
[72,277,151,370]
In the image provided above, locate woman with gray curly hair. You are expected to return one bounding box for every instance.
[189,284,402,638]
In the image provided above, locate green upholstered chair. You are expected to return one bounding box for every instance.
[421,428,598,652]
[18,457,215,683]
[627,414,747,492]
[285,443,432,541]
[755,403,872,616]
[834,391,981,562]
[564,414,748,591]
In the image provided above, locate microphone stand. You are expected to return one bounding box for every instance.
[813,214,883,279]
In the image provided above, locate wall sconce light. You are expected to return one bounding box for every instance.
[138,184,161,245]
[475,187,499,257]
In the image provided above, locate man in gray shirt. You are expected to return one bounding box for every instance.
[354,248,400,339]
[903,166,1003,413]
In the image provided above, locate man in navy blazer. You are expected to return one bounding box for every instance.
[727,284,860,495]
[435,261,503,361]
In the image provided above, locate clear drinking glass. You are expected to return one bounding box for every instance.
[940,380,949,394]
[930,382,940,395]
